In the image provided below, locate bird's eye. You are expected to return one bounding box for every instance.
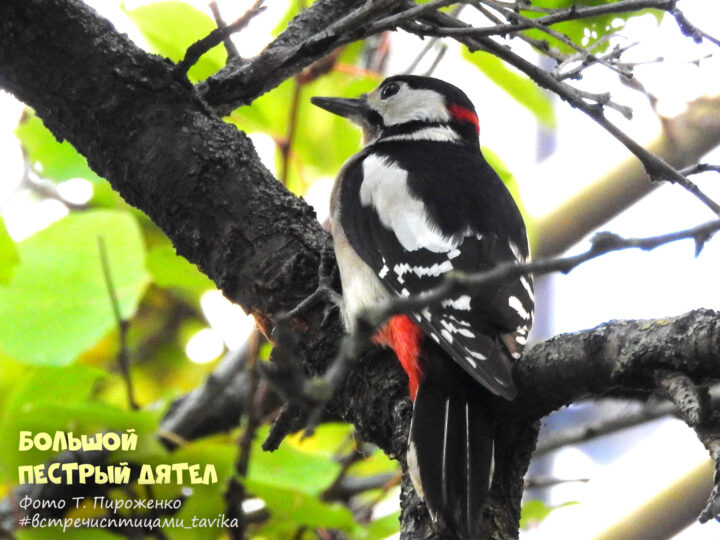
[380,83,399,100]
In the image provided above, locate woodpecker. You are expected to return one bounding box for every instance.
[312,76,534,539]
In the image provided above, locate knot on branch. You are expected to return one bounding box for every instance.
[590,231,624,251]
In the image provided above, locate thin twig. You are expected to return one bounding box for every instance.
[681,163,720,176]
[404,37,442,74]
[570,87,634,119]
[226,329,263,540]
[279,79,303,185]
[420,0,677,39]
[404,3,465,74]
[536,385,720,455]
[424,43,447,76]
[671,7,720,48]
[555,41,637,82]
[534,400,675,455]
[209,1,240,60]
[472,1,566,62]
[525,476,589,489]
[97,236,138,411]
[364,0,462,33]
[236,329,263,478]
[478,0,633,79]
[176,0,265,78]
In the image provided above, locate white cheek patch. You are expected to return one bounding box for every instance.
[360,154,459,252]
[382,88,451,126]
[382,126,460,143]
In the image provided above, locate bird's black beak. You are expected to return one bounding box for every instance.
[310,96,370,121]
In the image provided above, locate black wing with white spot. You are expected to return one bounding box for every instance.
[338,140,533,399]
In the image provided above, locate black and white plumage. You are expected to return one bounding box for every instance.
[313,75,533,538]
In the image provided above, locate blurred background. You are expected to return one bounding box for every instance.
[1,0,720,538]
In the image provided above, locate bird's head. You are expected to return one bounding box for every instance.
[311,75,480,146]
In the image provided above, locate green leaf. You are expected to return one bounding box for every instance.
[245,478,357,533]
[349,447,398,477]
[18,528,120,540]
[0,210,150,365]
[228,70,379,193]
[248,427,341,495]
[126,2,226,82]
[463,50,556,129]
[0,364,158,483]
[153,441,236,539]
[283,422,353,459]
[15,113,101,184]
[0,218,19,284]
[246,426,358,535]
[520,499,579,529]
[147,243,214,298]
[353,510,401,540]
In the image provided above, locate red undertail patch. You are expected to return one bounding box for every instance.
[448,103,480,134]
[373,315,424,401]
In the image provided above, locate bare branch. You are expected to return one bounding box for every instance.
[97,236,138,411]
[175,0,266,78]
[671,7,720,48]
[535,399,677,456]
[681,163,720,177]
[471,1,565,62]
[425,0,677,40]
[209,1,240,60]
[477,0,634,80]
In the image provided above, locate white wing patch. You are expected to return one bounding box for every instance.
[520,276,534,301]
[508,240,525,263]
[441,295,472,311]
[508,295,531,321]
[393,260,454,283]
[360,155,459,253]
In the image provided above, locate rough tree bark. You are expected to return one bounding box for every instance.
[1,1,719,538]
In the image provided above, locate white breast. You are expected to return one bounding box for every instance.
[331,218,390,332]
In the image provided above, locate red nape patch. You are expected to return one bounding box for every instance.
[373,315,424,400]
[448,103,479,134]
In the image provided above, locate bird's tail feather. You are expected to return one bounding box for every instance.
[408,355,494,539]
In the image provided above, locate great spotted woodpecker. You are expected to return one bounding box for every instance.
[312,76,534,539]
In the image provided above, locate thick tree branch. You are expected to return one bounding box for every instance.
[198,0,406,114]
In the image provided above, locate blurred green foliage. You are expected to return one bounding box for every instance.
[520,499,579,529]
[520,0,664,55]
[0,0,660,536]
